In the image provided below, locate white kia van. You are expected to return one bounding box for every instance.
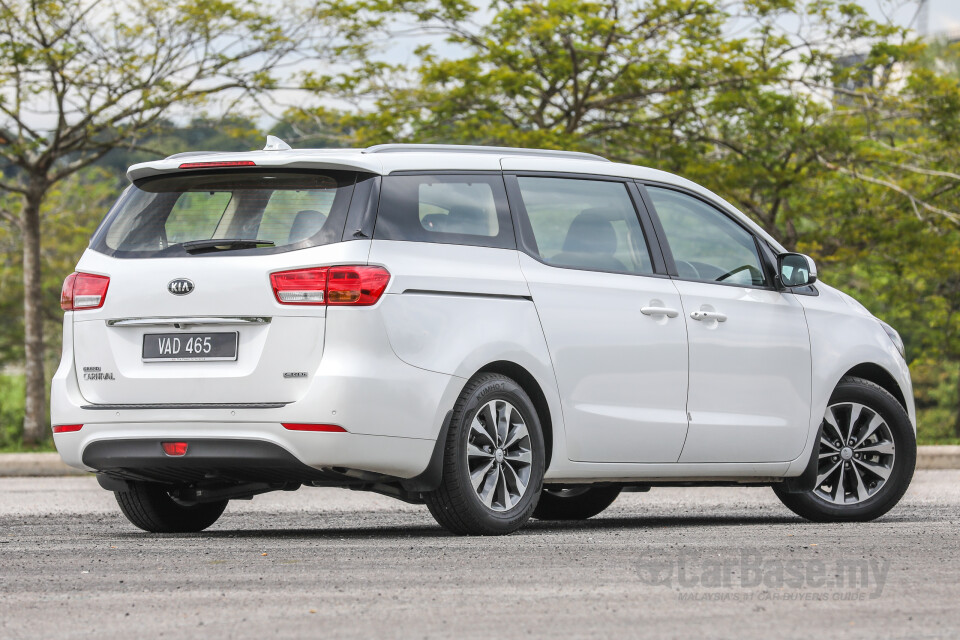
[51,141,916,535]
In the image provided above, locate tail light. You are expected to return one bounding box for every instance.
[271,268,327,304]
[61,272,110,311]
[270,266,390,307]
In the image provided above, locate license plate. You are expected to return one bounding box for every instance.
[142,332,238,362]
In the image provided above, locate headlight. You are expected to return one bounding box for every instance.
[878,320,905,359]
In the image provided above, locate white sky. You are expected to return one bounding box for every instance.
[874,0,960,36]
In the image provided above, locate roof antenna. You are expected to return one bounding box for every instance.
[263,135,292,151]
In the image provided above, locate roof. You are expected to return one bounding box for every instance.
[126,143,613,182]
[124,141,786,252]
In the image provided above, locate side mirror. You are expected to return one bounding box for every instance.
[777,253,818,288]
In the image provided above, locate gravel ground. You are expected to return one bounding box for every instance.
[1,471,958,639]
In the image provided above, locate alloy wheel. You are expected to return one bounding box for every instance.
[814,402,896,505]
[466,399,533,512]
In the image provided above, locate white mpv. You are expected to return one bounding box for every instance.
[52,141,916,535]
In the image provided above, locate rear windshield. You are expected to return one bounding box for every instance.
[90,170,357,258]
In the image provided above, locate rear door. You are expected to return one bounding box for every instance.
[506,174,690,463]
[71,168,366,405]
[641,185,812,463]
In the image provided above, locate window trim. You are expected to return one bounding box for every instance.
[341,174,380,241]
[637,181,777,291]
[503,173,669,278]
[373,172,516,250]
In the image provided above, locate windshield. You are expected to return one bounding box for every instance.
[90,170,357,258]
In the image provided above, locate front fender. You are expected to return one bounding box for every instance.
[785,284,915,476]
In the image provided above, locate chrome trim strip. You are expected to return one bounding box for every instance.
[107,316,271,328]
[81,402,289,410]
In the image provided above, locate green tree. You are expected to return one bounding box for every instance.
[0,0,325,444]
[296,0,960,438]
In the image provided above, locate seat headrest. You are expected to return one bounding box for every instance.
[562,211,617,255]
[287,209,326,243]
[444,205,490,236]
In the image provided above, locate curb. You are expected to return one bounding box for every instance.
[915,445,960,470]
[2,446,959,478]
[0,453,88,477]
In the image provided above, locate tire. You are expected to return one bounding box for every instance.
[425,373,546,535]
[774,376,916,522]
[533,485,622,521]
[115,481,228,533]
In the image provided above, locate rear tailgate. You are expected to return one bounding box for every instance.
[70,243,369,406]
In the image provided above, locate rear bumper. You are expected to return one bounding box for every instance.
[54,422,436,480]
[81,437,416,486]
[83,438,334,485]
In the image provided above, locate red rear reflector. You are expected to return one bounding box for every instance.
[270,266,390,307]
[52,424,83,433]
[178,160,256,169]
[161,442,189,456]
[60,272,109,311]
[282,423,347,433]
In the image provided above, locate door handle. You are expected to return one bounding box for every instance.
[641,306,679,318]
[690,310,727,322]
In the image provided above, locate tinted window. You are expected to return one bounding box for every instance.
[92,170,356,258]
[515,177,653,274]
[375,174,514,248]
[646,187,767,287]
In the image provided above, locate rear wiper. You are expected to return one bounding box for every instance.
[180,239,276,254]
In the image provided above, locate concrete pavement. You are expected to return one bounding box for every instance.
[1,472,958,639]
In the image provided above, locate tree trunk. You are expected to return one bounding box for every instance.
[20,185,47,446]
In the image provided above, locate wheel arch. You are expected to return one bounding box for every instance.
[475,360,554,472]
[841,362,908,412]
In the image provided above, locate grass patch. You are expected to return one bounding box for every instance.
[0,374,54,451]
[0,373,26,448]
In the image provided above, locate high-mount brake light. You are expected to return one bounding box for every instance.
[178,160,257,169]
[270,266,390,307]
[60,272,110,311]
[52,424,83,433]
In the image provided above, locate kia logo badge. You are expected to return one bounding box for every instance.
[168,278,195,295]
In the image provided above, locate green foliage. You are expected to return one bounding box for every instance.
[0,374,27,450]
[0,0,957,443]
[291,0,960,439]
[0,169,121,369]
[0,0,338,443]
[912,360,959,444]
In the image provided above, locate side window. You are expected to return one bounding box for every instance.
[646,187,768,287]
[515,177,653,275]
[375,174,514,249]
